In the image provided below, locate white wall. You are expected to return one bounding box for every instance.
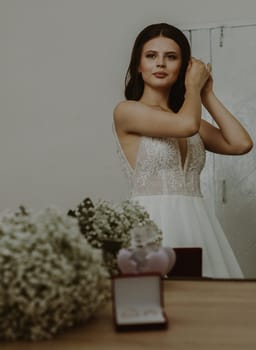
[1,0,256,211]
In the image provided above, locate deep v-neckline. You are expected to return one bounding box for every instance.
[177,138,189,171]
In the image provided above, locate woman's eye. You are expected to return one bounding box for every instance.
[146,54,156,58]
[167,55,177,60]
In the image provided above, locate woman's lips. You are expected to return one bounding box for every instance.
[153,72,168,78]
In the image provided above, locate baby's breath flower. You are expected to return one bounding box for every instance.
[0,206,110,341]
[68,198,162,275]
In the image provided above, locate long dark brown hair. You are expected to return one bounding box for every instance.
[125,23,191,112]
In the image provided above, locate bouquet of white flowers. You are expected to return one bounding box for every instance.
[68,198,162,275]
[0,206,110,341]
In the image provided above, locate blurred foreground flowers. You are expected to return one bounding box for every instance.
[0,206,109,341]
[0,198,162,340]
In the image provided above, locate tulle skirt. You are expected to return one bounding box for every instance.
[131,194,243,278]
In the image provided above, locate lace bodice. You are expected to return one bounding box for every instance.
[113,123,205,197]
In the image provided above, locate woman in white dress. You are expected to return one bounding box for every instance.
[113,23,253,278]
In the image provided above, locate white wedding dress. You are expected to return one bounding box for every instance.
[113,123,243,278]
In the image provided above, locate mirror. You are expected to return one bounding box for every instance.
[1,1,255,278]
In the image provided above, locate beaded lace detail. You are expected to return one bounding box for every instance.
[112,122,205,197]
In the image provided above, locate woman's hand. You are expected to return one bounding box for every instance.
[185,58,210,91]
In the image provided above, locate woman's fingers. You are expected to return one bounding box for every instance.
[186,58,211,90]
[206,62,212,72]
[191,57,211,71]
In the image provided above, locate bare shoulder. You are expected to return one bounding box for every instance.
[113,100,147,133]
[113,100,145,120]
[113,100,138,111]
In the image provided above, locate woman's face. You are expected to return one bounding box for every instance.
[139,36,182,91]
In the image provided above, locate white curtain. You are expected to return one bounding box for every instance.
[184,25,256,278]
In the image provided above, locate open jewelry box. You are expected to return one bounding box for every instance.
[112,274,168,331]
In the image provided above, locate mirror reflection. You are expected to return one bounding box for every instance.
[113,23,255,279]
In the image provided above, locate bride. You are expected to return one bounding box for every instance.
[113,23,253,278]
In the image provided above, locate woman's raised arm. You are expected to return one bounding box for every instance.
[199,74,253,155]
[114,58,210,138]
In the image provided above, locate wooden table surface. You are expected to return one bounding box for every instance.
[1,279,256,350]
